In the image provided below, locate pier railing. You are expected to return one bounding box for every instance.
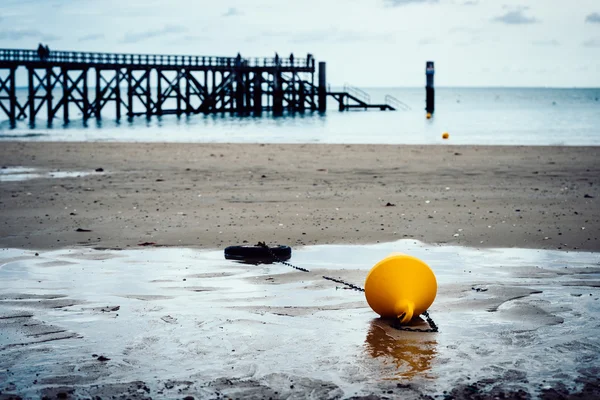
[343,83,371,104]
[384,95,411,111]
[0,48,311,69]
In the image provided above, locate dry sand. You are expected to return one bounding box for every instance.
[1,141,599,251]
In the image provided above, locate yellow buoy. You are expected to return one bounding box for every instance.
[442,132,449,139]
[426,112,432,119]
[364,254,437,324]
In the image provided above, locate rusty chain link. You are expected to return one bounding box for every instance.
[257,242,439,332]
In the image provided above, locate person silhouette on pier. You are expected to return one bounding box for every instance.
[36,43,51,61]
[37,43,46,61]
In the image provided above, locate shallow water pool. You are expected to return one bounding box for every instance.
[0,166,96,182]
[1,240,599,398]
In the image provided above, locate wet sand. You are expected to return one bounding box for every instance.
[0,142,599,252]
[1,242,599,399]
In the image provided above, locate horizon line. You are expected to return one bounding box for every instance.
[11,85,600,90]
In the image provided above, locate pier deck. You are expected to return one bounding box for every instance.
[0,48,398,126]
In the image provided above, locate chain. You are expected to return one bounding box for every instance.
[256,242,439,332]
[321,276,365,292]
[390,310,439,333]
[257,242,310,272]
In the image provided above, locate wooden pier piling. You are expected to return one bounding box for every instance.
[8,68,16,125]
[0,47,400,126]
[273,68,283,115]
[115,69,121,120]
[253,72,262,115]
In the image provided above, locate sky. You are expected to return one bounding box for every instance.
[0,0,599,87]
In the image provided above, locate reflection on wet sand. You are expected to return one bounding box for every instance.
[364,318,437,379]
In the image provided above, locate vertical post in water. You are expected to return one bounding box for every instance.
[211,70,216,112]
[95,68,101,119]
[318,61,326,113]
[28,67,35,125]
[127,69,133,117]
[46,67,53,124]
[82,69,89,120]
[175,69,181,116]
[235,55,244,114]
[425,61,435,115]
[156,70,162,116]
[245,71,252,113]
[290,70,296,111]
[115,69,121,120]
[147,69,152,117]
[62,68,69,123]
[273,66,283,115]
[253,72,262,115]
[310,57,316,110]
[298,80,305,112]
[9,68,16,127]
[203,70,208,110]
[185,69,191,114]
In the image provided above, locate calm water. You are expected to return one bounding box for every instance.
[1,87,599,145]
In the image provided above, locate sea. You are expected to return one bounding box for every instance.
[1,87,599,146]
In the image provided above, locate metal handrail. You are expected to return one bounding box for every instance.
[343,83,371,104]
[0,48,310,68]
[385,94,411,111]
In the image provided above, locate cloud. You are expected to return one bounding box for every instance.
[532,39,559,46]
[248,28,392,44]
[492,8,538,24]
[222,7,242,17]
[585,12,600,24]
[122,24,187,43]
[43,34,62,41]
[166,34,211,45]
[334,30,392,43]
[164,25,186,34]
[182,35,209,41]
[0,28,61,42]
[79,33,105,42]
[418,37,437,45]
[293,29,391,44]
[385,0,438,6]
[0,29,42,40]
[449,26,482,34]
[583,38,600,47]
[461,1,479,5]
[449,26,482,46]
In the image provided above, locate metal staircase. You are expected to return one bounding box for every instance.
[326,84,408,111]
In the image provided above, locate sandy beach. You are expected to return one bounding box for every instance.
[0,142,598,252]
[1,141,600,399]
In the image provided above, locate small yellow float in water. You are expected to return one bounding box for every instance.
[442,132,449,139]
[364,254,437,324]
[426,112,432,119]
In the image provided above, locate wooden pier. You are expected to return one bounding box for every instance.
[0,48,400,126]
